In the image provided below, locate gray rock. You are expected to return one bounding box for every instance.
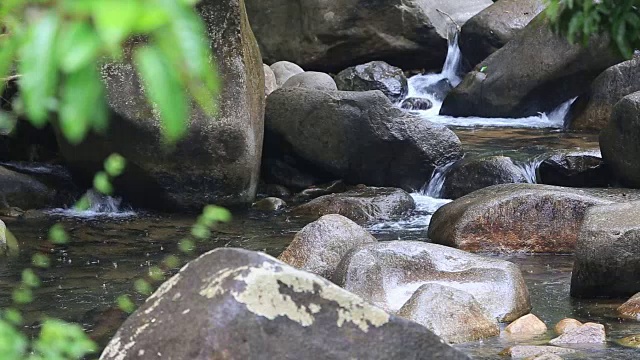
[100,248,470,360]
[537,154,610,188]
[570,56,640,131]
[334,241,531,322]
[335,61,408,102]
[504,345,577,359]
[270,61,304,87]
[293,180,348,202]
[264,88,463,191]
[571,201,640,298]
[549,322,606,344]
[429,184,640,254]
[441,13,621,118]
[600,91,640,188]
[401,97,433,111]
[278,214,376,279]
[252,197,287,212]
[442,156,529,199]
[246,0,493,72]
[57,0,265,211]
[292,187,416,225]
[263,184,291,198]
[525,354,564,360]
[414,78,454,102]
[282,71,337,91]
[459,0,546,66]
[263,63,278,96]
[618,293,640,320]
[0,166,57,209]
[397,283,499,344]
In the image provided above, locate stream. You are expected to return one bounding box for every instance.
[0,35,636,359]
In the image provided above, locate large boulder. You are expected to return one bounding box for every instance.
[441,156,529,199]
[571,201,640,298]
[245,0,493,72]
[292,187,416,225]
[536,154,610,188]
[441,13,621,118]
[56,0,264,211]
[429,184,640,254]
[334,241,531,321]
[397,283,500,344]
[282,71,338,91]
[335,61,408,102]
[278,214,377,279]
[270,61,304,87]
[0,166,58,210]
[570,56,640,131]
[264,88,463,191]
[459,0,546,67]
[600,92,640,188]
[100,248,469,360]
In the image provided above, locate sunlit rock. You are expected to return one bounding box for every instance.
[549,322,605,345]
[504,314,547,337]
[335,61,408,102]
[618,293,640,320]
[554,318,583,335]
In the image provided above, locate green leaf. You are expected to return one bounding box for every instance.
[148,266,164,281]
[57,22,102,73]
[202,205,232,224]
[134,279,153,295]
[21,268,40,288]
[178,238,195,253]
[92,0,143,52]
[74,195,91,211]
[191,224,210,239]
[32,253,51,268]
[135,45,188,142]
[48,223,69,245]
[33,319,96,359]
[0,319,27,359]
[3,308,22,326]
[163,255,180,269]
[117,294,135,313]
[0,34,17,94]
[18,12,60,127]
[12,286,33,305]
[59,64,106,144]
[93,171,113,195]
[104,153,127,177]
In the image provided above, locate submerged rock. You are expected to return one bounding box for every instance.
[293,180,349,202]
[617,335,640,349]
[618,293,640,320]
[334,241,531,321]
[441,13,621,118]
[459,0,546,67]
[429,184,640,254]
[503,345,577,359]
[270,61,304,87]
[401,98,433,111]
[441,156,529,199]
[252,197,287,212]
[554,318,583,335]
[572,201,640,298]
[278,214,376,279]
[100,248,469,360]
[58,0,264,211]
[292,187,415,225]
[504,314,547,337]
[335,61,408,102]
[570,56,640,131]
[600,91,640,188]
[548,322,606,344]
[263,64,278,97]
[282,71,337,91]
[264,88,463,191]
[537,154,610,188]
[246,0,493,72]
[397,283,499,344]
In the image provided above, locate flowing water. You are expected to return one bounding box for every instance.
[0,34,634,359]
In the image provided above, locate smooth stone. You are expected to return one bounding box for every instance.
[397,283,499,344]
[571,201,640,298]
[617,334,640,348]
[524,354,563,360]
[554,318,583,335]
[278,214,377,279]
[618,293,640,320]
[100,248,470,360]
[334,241,531,322]
[537,154,610,188]
[401,97,433,111]
[270,61,304,87]
[549,323,606,345]
[292,187,416,225]
[263,63,278,96]
[282,71,337,91]
[252,197,287,212]
[441,156,529,199]
[504,314,548,337]
[502,345,577,359]
[0,166,57,210]
[429,184,640,254]
[335,61,408,102]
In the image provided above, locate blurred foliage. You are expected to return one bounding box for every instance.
[0,0,226,359]
[545,0,640,58]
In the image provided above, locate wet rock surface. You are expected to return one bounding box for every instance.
[397,283,499,344]
[401,97,434,111]
[503,345,577,359]
[572,201,640,298]
[252,197,287,212]
[618,293,640,320]
[441,156,529,199]
[334,241,531,321]
[278,214,376,279]
[504,314,548,337]
[537,154,610,188]
[100,248,469,360]
[548,322,606,344]
[554,318,583,335]
[292,187,416,225]
[335,61,408,102]
[429,184,640,254]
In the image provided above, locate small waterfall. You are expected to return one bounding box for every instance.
[441,33,463,87]
[515,158,543,184]
[421,163,454,198]
[47,190,135,218]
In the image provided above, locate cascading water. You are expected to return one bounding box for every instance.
[47,190,135,218]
